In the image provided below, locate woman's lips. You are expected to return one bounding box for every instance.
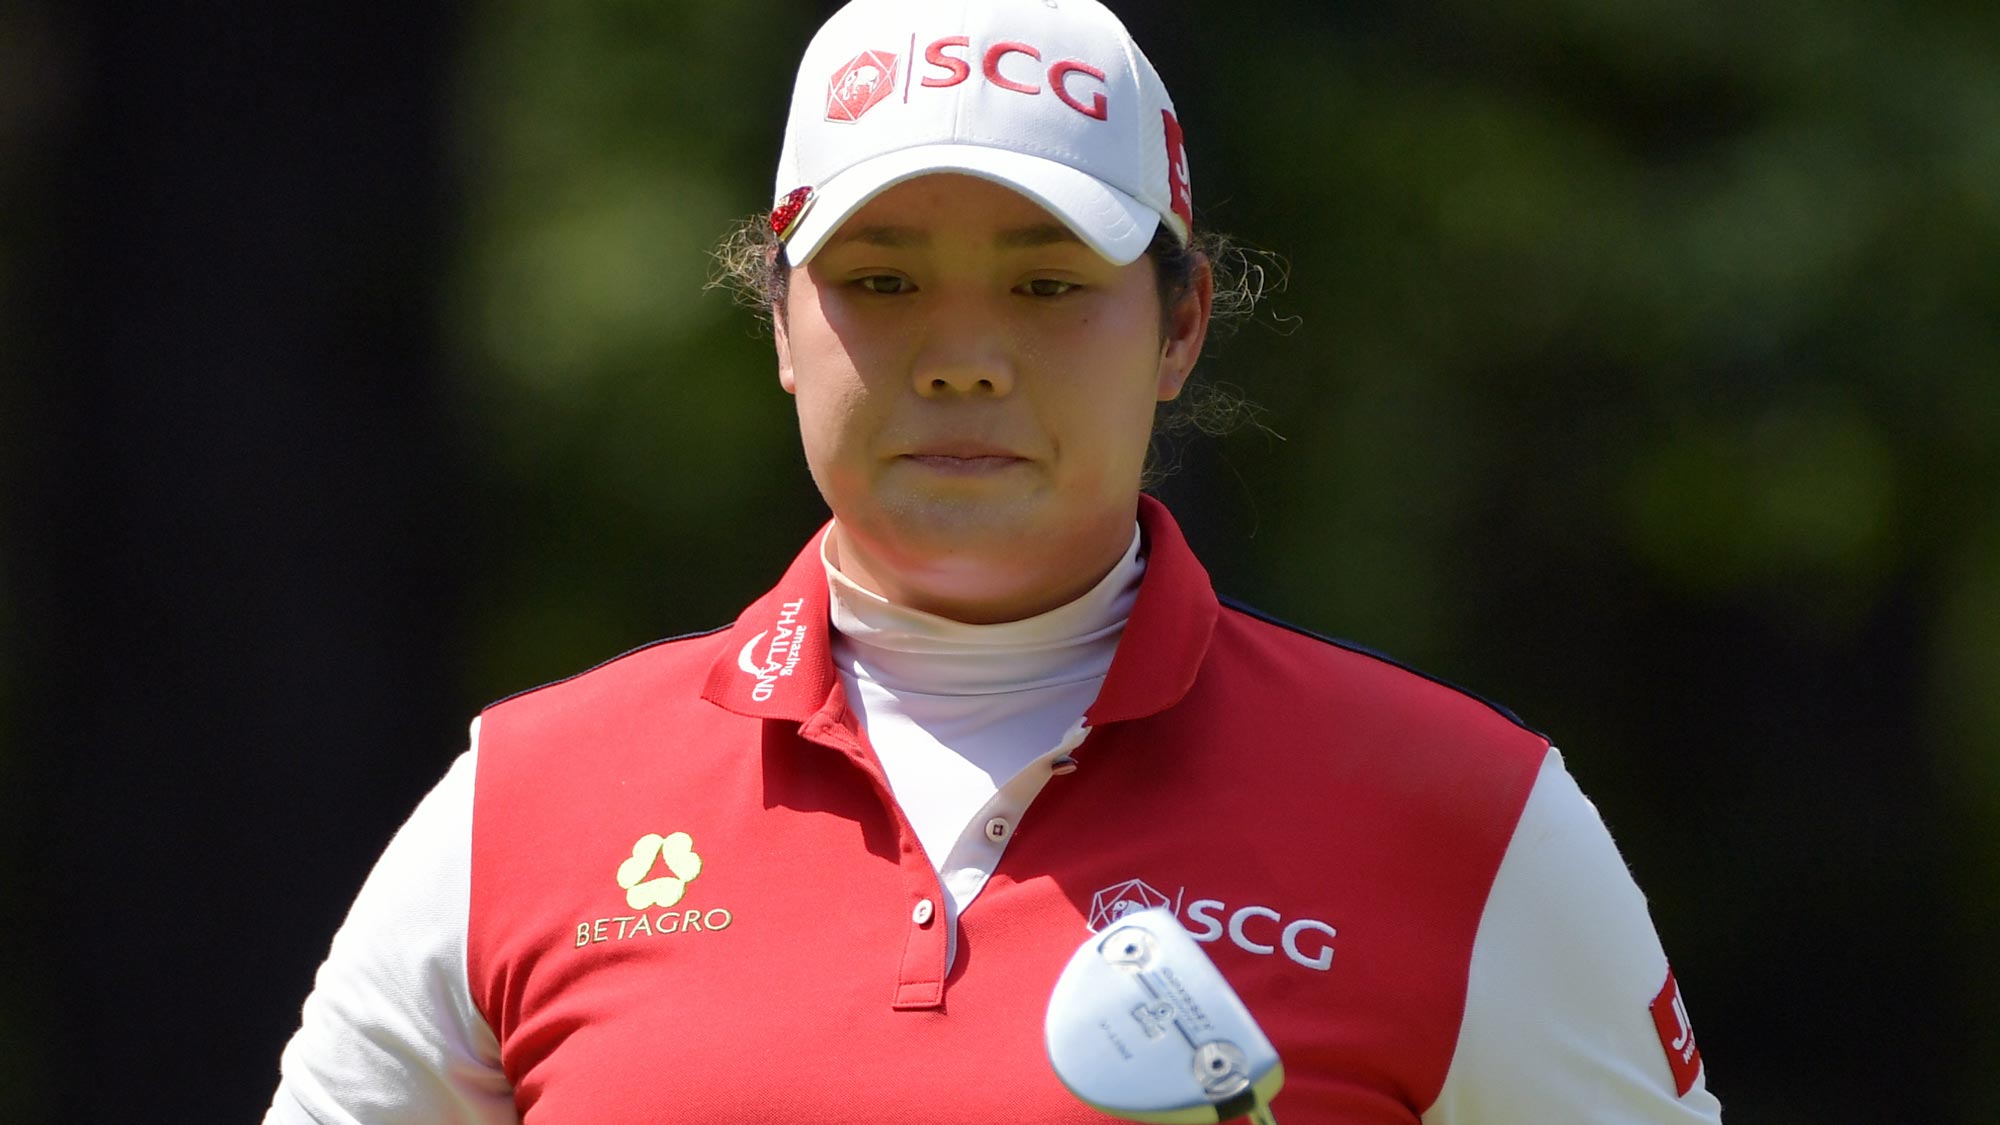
[899,444,1028,475]
[901,452,1026,475]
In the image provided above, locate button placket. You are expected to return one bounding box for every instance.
[908,724,1098,996]
[890,863,949,1009]
[940,725,1094,922]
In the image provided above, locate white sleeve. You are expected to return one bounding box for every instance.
[1424,747,1724,1124]
[265,720,517,1125]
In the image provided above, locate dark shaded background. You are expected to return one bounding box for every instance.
[4,1,1995,1121]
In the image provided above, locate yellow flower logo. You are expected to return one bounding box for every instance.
[616,831,703,911]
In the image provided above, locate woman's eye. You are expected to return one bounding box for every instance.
[1019,278,1077,298]
[856,275,910,295]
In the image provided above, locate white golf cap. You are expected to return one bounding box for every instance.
[771,0,1192,266]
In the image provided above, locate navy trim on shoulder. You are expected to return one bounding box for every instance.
[481,623,733,712]
[1216,595,1545,738]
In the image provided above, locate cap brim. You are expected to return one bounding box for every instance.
[781,143,1160,267]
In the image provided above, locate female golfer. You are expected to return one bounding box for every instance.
[268,0,1724,1121]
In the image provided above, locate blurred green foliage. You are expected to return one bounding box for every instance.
[449,0,821,694]
[442,0,1995,1118]
[443,0,1997,702]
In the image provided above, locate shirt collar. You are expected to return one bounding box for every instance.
[701,496,1217,725]
[824,525,1142,696]
[700,522,840,720]
[1088,495,1218,725]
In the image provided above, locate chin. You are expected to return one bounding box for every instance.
[875,491,1048,548]
[839,485,1058,564]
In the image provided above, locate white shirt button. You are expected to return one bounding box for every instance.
[911,898,934,926]
[984,817,1011,842]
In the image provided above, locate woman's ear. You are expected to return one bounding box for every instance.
[1156,253,1214,401]
[774,293,798,395]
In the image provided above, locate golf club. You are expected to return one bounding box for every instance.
[1045,906,1284,1124]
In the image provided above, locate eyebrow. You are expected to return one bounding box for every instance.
[995,223,1084,249]
[839,225,925,248]
[831,223,1084,250]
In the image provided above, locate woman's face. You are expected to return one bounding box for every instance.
[775,173,1211,623]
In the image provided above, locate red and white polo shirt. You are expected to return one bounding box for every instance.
[267,497,1721,1123]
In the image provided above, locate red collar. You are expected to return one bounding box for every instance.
[700,495,1218,726]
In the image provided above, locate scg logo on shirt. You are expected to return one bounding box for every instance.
[1090,877,1337,973]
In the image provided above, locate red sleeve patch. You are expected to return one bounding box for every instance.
[1649,967,1704,1097]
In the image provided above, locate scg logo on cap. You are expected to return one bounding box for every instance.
[921,36,1110,121]
[826,49,902,122]
[825,34,1114,125]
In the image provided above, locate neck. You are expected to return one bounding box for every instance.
[823,525,1144,694]
[824,514,1138,624]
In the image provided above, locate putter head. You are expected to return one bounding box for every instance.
[1045,906,1284,1123]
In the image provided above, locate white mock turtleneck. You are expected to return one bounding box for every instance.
[823,525,1144,935]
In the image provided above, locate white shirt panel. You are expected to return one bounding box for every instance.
[842,676,1102,881]
[265,727,513,1125]
[1424,748,1724,1124]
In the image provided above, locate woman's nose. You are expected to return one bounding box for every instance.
[909,298,1016,398]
